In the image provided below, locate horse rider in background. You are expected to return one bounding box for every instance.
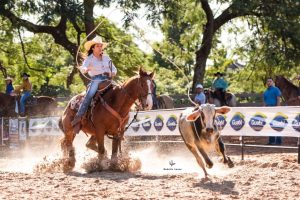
[14,73,32,116]
[5,77,14,95]
[194,83,206,105]
[212,72,228,106]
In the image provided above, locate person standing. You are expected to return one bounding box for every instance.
[71,35,117,130]
[194,84,206,105]
[263,77,282,145]
[5,77,14,95]
[15,73,32,116]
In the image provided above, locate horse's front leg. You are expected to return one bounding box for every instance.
[61,130,76,172]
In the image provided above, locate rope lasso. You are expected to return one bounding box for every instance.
[130,23,197,106]
[75,8,118,89]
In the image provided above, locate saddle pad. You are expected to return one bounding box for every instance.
[69,95,84,111]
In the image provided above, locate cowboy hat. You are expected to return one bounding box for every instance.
[21,72,30,77]
[214,72,224,76]
[84,36,108,51]
[196,83,203,89]
[5,77,13,81]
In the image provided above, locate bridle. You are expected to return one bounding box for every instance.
[121,75,153,110]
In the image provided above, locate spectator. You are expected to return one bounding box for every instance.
[212,72,228,105]
[194,84,206,105]
[5,77,14,95]
[263,77,282,145]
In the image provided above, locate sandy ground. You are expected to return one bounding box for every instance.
[0,134,299,200]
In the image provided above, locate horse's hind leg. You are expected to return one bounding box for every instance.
[86,136,98,153]
[61,130,76,172]
[215,137,234,168]
[95,130,107,159]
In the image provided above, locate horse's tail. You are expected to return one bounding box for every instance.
[58,116,64,132]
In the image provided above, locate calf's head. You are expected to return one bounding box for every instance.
[186,104,230,134]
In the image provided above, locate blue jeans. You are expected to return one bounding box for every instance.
[76,75,108,117]
[20,91,31,114]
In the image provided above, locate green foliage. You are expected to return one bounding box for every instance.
[0,0,299,97]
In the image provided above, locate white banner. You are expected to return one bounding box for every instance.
[28,117,62,137]
[9,118,19,148]
[124,106,300,137]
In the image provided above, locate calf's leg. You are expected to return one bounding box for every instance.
[185,142,208,177]
[195,143,214,169]
[215,138,234,168]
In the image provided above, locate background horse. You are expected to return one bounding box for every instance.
[275,75,300,106]
[0,92,57,117]
[59,69,154,172]
[204,89,237,107]
[155,95,174,109]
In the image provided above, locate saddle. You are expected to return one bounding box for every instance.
[212,90,232,106]
[25,96,38,106]
[70,80,114,112]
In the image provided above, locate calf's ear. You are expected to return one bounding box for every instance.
[186,110,200,121]
[216,106,231,114]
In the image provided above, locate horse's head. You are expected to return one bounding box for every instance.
[136,68,154,110]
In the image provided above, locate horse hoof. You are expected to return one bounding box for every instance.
[227,157,234,168]
[206,161,213,169]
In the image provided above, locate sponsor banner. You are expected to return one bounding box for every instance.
[124,106,300,137]
[28,117,62,137]
[9,118,19,148]
[126,109,183,136]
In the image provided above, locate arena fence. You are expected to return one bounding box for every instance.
[1,106,300,163]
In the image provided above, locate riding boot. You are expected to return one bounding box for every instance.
[73,123,81,134]
[71,115,82,126]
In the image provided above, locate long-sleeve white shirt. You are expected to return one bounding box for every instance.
[80,54,117,77]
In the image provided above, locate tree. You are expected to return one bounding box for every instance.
[0,0,149,91]
[121,0,299,91]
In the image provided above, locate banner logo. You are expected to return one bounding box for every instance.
[154,115,164,131]
[166,115,177,131]
[230,112,245,131]
[270,113,288,132]
[249,113,266,131]
[215,115,227,130]
[292,114,300,132]
[142,117,152,132]
[131,119,140,132]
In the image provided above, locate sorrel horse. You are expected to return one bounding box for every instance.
[59,68,154,171]
[275,75,300,105]
[204,89,237,107]
[0,92,57,117]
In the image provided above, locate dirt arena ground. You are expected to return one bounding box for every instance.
[0,134,299,200]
